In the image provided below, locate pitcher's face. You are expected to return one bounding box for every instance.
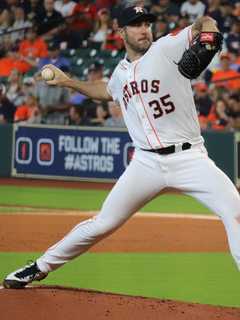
[121,21,153,55]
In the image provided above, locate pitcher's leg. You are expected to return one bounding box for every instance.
[184,157,240,270]
[37,158,165,273]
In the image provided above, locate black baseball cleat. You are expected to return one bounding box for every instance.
[3,261,47,289]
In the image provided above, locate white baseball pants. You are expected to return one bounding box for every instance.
[37,144,240,272]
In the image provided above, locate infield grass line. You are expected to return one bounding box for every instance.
[0,206,218,220]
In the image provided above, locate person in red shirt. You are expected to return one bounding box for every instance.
[0,51,31,77]
[18,26,48,60]
[14,94,41,123]
[64,0,97,46]
[0,25,48,78]
[70,0,97,31]
[102,18,124,51]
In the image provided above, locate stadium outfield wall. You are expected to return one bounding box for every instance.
[0,124,239,186]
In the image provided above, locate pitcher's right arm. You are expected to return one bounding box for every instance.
[41,64,112,101]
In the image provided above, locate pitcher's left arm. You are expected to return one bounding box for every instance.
[177,16,223,79]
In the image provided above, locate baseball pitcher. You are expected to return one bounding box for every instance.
[3,6,240,289]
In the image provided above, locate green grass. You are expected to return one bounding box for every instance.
[0,252,239,307]
[0,185,212,214]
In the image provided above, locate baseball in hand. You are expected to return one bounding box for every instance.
[41,68,55,81]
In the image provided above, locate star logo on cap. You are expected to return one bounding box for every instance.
[134,6,144,13]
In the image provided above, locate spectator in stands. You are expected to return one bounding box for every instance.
[0,3,7,12]
[18,26,48,67]
[54,0,76,17]
[0,8,12,33]
[102,18,124,51]
[194,82,213,117]
[206,0,224,32]
[87,61,104,82]
[65,105,90,126]
[14,93,41,123]
[150,0,180,20]
[110,0,123,20]
[66,0,97,47]
[74,61,110,126]
[104,101,125,128]
[0,84,16,123]
[198,97,229,131]
[90,103,109,126]
[180,0,206,23]
[174,15,190,32]
[6,68,25,107]
[226,93,240,130]
[0,45,31,77]
[10,6,32,43]
[225,20,240,56]
[82,61,106,120]
[211,53,240,91]
[230,52,240,72]
[35,66,70,124]
[22,76,36,97]
[220,2,235,34]
[153,17,168,40]
[233,2,240,18]
[3,0,25,9]
[88,8,111,49]
[27,0,44,22]
[0,8,12,34]
[34,0,64,40]
[211,99,231,130]
[37,41,70,71]
[0,29,9,57]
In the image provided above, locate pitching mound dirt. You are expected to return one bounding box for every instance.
[0,213,228,252]
[0,286,240,320]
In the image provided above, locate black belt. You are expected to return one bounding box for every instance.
[142,142,192,155]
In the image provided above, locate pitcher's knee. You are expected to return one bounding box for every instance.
[92,216,119,237]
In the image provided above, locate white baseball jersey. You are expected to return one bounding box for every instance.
[107,26,204,149]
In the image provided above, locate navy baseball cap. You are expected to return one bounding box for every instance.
[118,6,157,28]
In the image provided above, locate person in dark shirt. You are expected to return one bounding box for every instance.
[0,84,16,123]
[205,0,224,33]
[151,0,180,19]
[220,2,235,34]
[65,105,90,126]
[226,20,240,55]
[226,93,240,129]
[194,82,213,117]
[26,0,44,22]
[34,0,64,39]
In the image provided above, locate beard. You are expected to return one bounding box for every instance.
[124,31,152,55]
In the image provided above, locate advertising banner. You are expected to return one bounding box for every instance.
[12,125,134,182]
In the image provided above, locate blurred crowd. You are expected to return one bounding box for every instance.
[0,0,239,131]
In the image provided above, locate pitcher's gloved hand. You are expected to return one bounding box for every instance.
[177,32,223,79]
